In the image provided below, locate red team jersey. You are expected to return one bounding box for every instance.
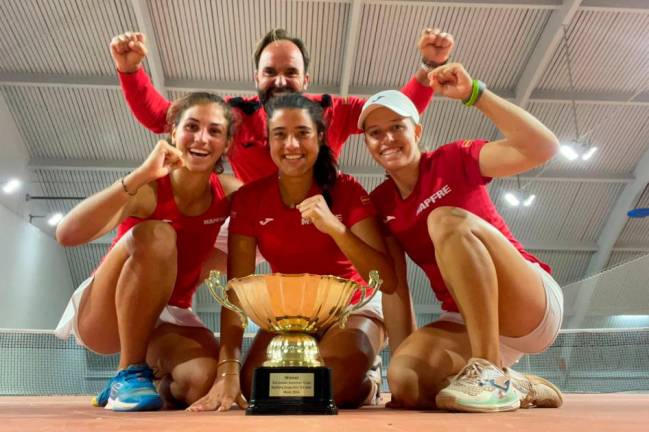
[118,69,433,183]
[109,174,230,308]
[370,140,550,313]
[229,173,377,304]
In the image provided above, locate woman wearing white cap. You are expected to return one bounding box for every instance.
[357,63,564,413]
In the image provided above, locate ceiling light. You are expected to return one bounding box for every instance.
[581,146,598,160]
[523,194,536,207]
[559,144,579,161]
[47,213,64,226]
[504,192,520,207]
[2,179,21,194]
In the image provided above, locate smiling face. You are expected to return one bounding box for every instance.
[255,40,309,105]
[268,107,321,178]
[171,103,231,172]
[363,106,423,172]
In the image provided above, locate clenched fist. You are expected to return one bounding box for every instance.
[110,32,148,73]
[419,28,454,67]
[428,63,473,101]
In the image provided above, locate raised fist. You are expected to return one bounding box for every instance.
[428,63,473,101]
[110,32,147,73]
[419,28,454,68]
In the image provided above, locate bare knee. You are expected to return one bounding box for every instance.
[426,206,476,246]
[387,356,424,407]
[321,328,375,406]
[387,351,460,409]
[129,221,177,261]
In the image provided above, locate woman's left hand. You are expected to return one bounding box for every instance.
[296,194,345,237]
[428,63,473,101]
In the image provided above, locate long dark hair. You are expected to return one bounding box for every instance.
[265,93,338,206]
[166,92,235,174]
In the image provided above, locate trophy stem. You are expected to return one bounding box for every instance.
[263,333,324,368]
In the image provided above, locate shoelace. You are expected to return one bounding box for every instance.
[455,361,483,385]
[121,367,154,383]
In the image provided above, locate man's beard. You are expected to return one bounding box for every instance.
[258,86,299,106]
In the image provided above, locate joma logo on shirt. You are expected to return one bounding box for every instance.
[259,218,274,226]
[416,185,452,216]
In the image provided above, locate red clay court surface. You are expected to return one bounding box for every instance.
[1,394,647,432]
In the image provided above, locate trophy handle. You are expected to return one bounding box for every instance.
[205,270,248,329]
[338,270,382,329]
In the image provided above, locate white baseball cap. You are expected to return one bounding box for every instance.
[357,90,420,130]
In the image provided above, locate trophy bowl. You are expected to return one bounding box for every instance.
[205,271,382,415]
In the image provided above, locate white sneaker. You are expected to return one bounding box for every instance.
[363,355,382,406]
[435,358,520,413]
[505,368,563,408]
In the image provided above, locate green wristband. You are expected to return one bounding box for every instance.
[462,80,480,107]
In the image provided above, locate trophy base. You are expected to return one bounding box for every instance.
[246,366,337,415]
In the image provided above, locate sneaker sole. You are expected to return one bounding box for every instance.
[524,374,564,408]
[106,396,163,412]
[436,394,520,413]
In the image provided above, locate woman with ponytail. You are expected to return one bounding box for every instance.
[55,92,241,412]
[188,93,397,412]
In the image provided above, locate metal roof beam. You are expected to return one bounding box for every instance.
[28,158,634,185]
[339,0,364,97]
[4,73,649,105]
[343,165,633,183]
[29,159,138,171]
[0,73,118,89]
[514,0,583,108]
[581,0,649,12]
[129,0,167,99]
[380,0,649,11]
[585,150,649,277]
[532,89,649,105]
[0,92,30,215]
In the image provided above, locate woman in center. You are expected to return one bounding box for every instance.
[189,93,397,412]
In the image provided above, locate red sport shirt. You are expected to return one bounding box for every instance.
[229,173,377,304]
[370,140,550,313]
[118,68,433,183]
[108,173,230,308]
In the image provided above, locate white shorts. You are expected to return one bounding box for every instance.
[315,289,384,338]
[351,289,384,323]
[54,276,207,355]
[436,262,564,367]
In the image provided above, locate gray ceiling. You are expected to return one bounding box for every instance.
[1,0,649,315]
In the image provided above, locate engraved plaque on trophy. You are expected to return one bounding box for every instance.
[206,271,381,415]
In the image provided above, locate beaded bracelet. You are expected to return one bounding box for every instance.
[120,176,138,196]
[420,57,448,72]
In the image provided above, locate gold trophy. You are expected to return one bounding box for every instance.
[206,271,382,415]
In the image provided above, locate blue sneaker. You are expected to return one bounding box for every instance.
[92,376,114,407]
[104,364,162,412]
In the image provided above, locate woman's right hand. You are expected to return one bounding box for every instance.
[134,140,185,184]
[187,374,248,412]
[110,32,147,73]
